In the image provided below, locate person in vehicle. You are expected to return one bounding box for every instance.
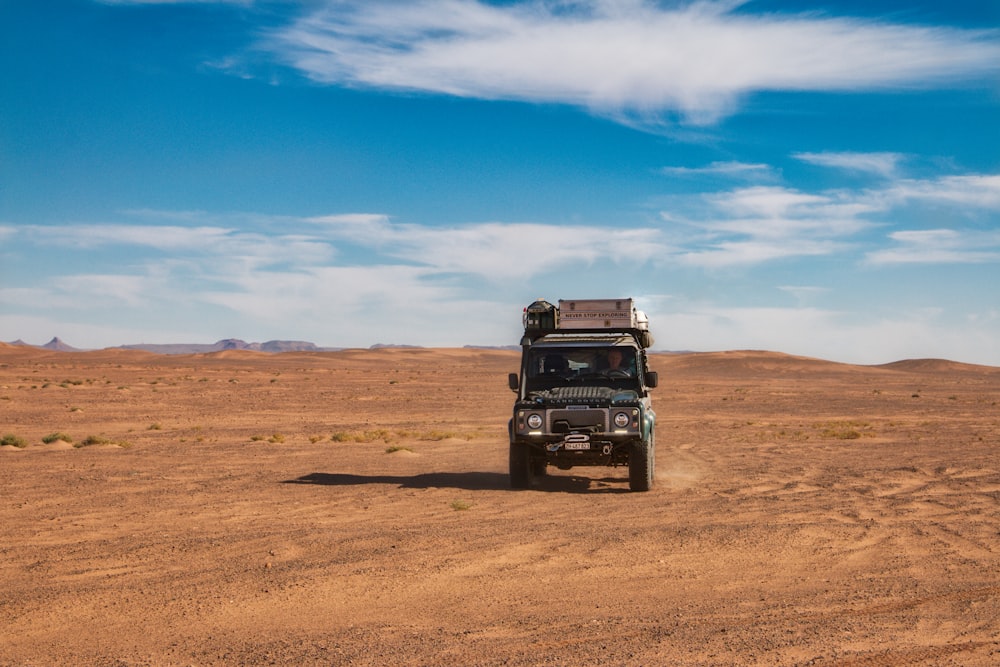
[606,348,635,375]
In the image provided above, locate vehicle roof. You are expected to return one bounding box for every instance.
[529,333,641,348]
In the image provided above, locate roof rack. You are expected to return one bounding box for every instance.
[521,298,654,348]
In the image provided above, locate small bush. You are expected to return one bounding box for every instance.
[75,435,130,448]
[817,420,869,440]
[824,429,861,440]
[42,432,73,444]
[420,430,459,441]
[385,445,413,454]
[268,433,285,444]
[1,434,28,448]
[450,500,473,511]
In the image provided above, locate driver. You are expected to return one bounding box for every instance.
[606,349,634,375]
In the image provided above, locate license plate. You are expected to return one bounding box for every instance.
[563,441,591,450]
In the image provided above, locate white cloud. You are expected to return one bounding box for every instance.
[662,186,874,267]
[374,222,667,279]
[883,174,1000,210]
[265,0,1000,126]
[794,151,905,178]
[16,222,336,270]
[865,229,1000,265]
[680,238,847,268]
[661,161,778,179]
[306,213,393,229]
[22,224,235,250]
[49,274,152,308]
[657,166,1000,268]
[306,217,671,280]
[710,186,850,221]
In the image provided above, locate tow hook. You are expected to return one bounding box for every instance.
[602,444,612,455]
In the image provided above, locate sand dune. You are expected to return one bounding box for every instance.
[875,357,1000,373]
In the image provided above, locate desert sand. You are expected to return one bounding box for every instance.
[1,344,998,666]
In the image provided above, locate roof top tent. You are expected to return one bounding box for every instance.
[522,298,654,349]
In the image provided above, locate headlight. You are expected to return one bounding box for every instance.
[613,411,631,428]
[526,413,543,429]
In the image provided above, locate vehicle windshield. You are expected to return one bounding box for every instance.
[524,346,639,390]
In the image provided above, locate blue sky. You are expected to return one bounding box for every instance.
[2,0,999,364]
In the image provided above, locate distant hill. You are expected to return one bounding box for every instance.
[117,339,337,354]
[42,337,82,352]
[4,338,341,355]
[874,358,1000,373]
[4,339,995,369]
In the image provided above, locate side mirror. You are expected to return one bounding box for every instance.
[508,373,520,392]
[645,371,658,389]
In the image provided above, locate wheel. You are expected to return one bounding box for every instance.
[509,441,533,489]
[628,430,654,492]
[531,458,548,477]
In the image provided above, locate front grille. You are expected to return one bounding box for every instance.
[542,386,617,404]
[547,409,608,433]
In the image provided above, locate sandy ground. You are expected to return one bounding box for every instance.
[1,344,998,666]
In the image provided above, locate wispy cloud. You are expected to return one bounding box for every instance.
[794,151,905,178]
[2,215,670,325]
[21,222,335,269]
[883,174,1000,210]
[263,0,1000,126]
[865,229,1000,265]
[664,185,874,267]
[659,167,1000,268]
[22,224,235,250]
[661,161,778,180]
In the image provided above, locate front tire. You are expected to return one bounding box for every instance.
[531,458,548,477]
[628,430,655,492]
[509,441,533,489]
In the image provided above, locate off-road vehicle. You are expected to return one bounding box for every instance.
[507,298,658,491]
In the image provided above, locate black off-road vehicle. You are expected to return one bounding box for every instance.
[507,299,658,491]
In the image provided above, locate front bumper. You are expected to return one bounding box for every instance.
[512,403,646,467]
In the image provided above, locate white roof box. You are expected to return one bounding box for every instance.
[558,298,647,330]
